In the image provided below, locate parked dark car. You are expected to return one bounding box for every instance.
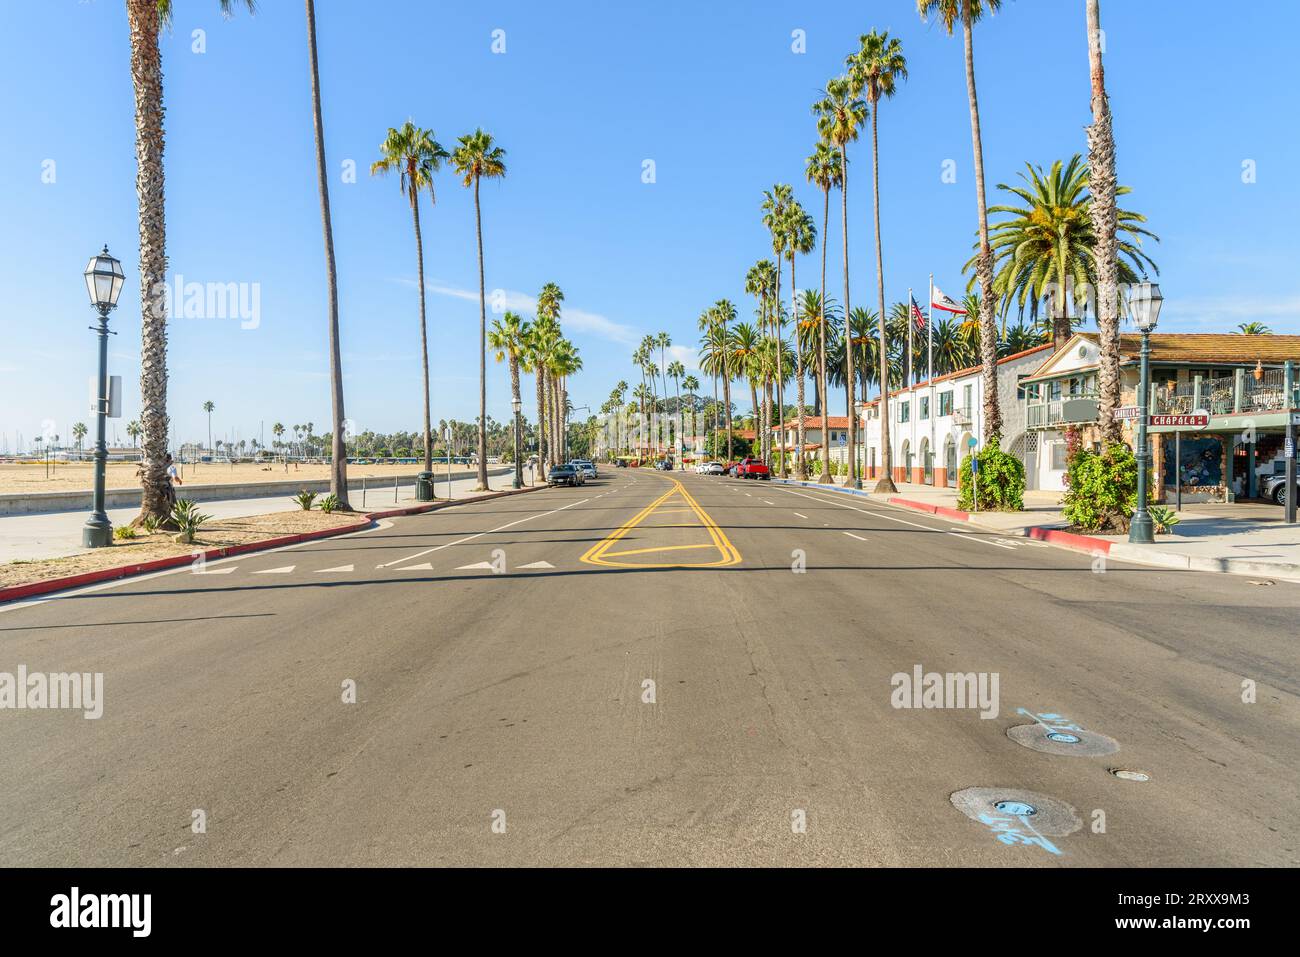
[548,463,584,487]
[615,459,628,468]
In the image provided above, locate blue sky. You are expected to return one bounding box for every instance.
[1,0,1297,452]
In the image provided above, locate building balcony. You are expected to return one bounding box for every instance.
[1027,394,1099,430]
[1151,368,1298,417]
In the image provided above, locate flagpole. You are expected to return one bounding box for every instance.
[929,273,935,485]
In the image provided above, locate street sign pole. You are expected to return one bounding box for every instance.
[1284,362,1297,524]
[1175,429,1182,511]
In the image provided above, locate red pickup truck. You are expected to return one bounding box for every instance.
[733,457,771,480]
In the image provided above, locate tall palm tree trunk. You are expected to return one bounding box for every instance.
[773,264,783,471]
[721,326,733,462]
[127,0,172,525]
[509,354,522,476]
[473,178,489,490]
[818,186,832,482]
[305,0,350,509]
[1088,0,1122,443]
[840,148,857,487]
[965,11,1002,441]
[792,257,806,480]
[535,368,547,482]
[872,109,896,492]
[411,193,433,475]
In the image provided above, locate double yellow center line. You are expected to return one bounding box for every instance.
[580,476,742,568]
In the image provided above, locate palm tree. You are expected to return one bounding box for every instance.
[549,339,581,461]
[761,185,794,470]
[656,331,672,419]
[272,422,285,459]
[731,321,763,438]
[714,300,738,459]
[525,318,555,477]
[202,400,215,454]
[126,0,255,524]
[72,422,88,458]
[667,359,686,460]
[849,29,907,492]
[744,260,778,461]
[681,374,700,454]
[371,121,447,475]
[535,283,564,470]
[917,0,1003,441]
[699,318,732,459]
[489,311,530,479]
[305,0,350,507]
[806,141,843,482]
[126,419,142,450]
[1236,322,1273,335]
[450,129,508,490]
[970,156,1158,348]
[814,77,867,485]
[782,203,817,478]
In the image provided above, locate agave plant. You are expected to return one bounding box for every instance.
[293,490,319,511]
[170,499,212,545]
[318,493,339,514]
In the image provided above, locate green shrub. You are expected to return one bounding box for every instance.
[956,438,1025,512]
[170,499,212,544]
[1148,505,1180,534]
[293,490,318,511]
[113,525,136,540]
[319,493,339,514]
[1061,441,1138,532]
[140,514,160,535]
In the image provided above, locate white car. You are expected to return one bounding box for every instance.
[570,460,597,480]
[700,461,725,475]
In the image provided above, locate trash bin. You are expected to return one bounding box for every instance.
[415,470,435,502]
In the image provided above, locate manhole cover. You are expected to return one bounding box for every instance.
[1008,723,1119,757]
[1109,768,1151,782]
[950,787,1082,837]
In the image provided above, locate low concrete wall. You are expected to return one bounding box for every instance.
[0,468,510,516]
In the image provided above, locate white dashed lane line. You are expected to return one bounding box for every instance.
[843,532,869,542]
[948,532,1017,550]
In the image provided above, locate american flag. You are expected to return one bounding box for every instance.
[910,294,927,332]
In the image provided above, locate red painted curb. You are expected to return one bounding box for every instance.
[934,506,971,522]
[1027,526,1111,554]
[888,496,938,514]
[0,483,549,606]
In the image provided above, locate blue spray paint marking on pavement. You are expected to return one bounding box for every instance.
[976,811,1063,856]
[1016,707,1085,737]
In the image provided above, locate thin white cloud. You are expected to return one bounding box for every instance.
[398,278,639,346]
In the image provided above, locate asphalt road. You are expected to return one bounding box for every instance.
[1,470,1296,866]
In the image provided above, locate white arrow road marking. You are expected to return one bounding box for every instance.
[948,532,1017,550]
[517,561,555,569]
[842,532,869,542]
[793,512,808,519]
[194,567,236,575]
[764,500,776,505]
[255,566,296,574]
[316,564,354,573]
[395,562,434,571]
[379,497,589,568]
[456,561,496,570]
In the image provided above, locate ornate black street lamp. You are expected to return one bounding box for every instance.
[1125,282,1163,545]
[82,246,125,547]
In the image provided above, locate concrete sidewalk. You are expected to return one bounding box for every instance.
[774,476,1300,582]
[0,469,535,565]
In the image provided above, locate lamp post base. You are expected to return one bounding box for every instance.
[82,518,112,549]
[1128,513,1155,544]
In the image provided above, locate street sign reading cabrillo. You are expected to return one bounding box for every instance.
[1149,412,1210,429]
